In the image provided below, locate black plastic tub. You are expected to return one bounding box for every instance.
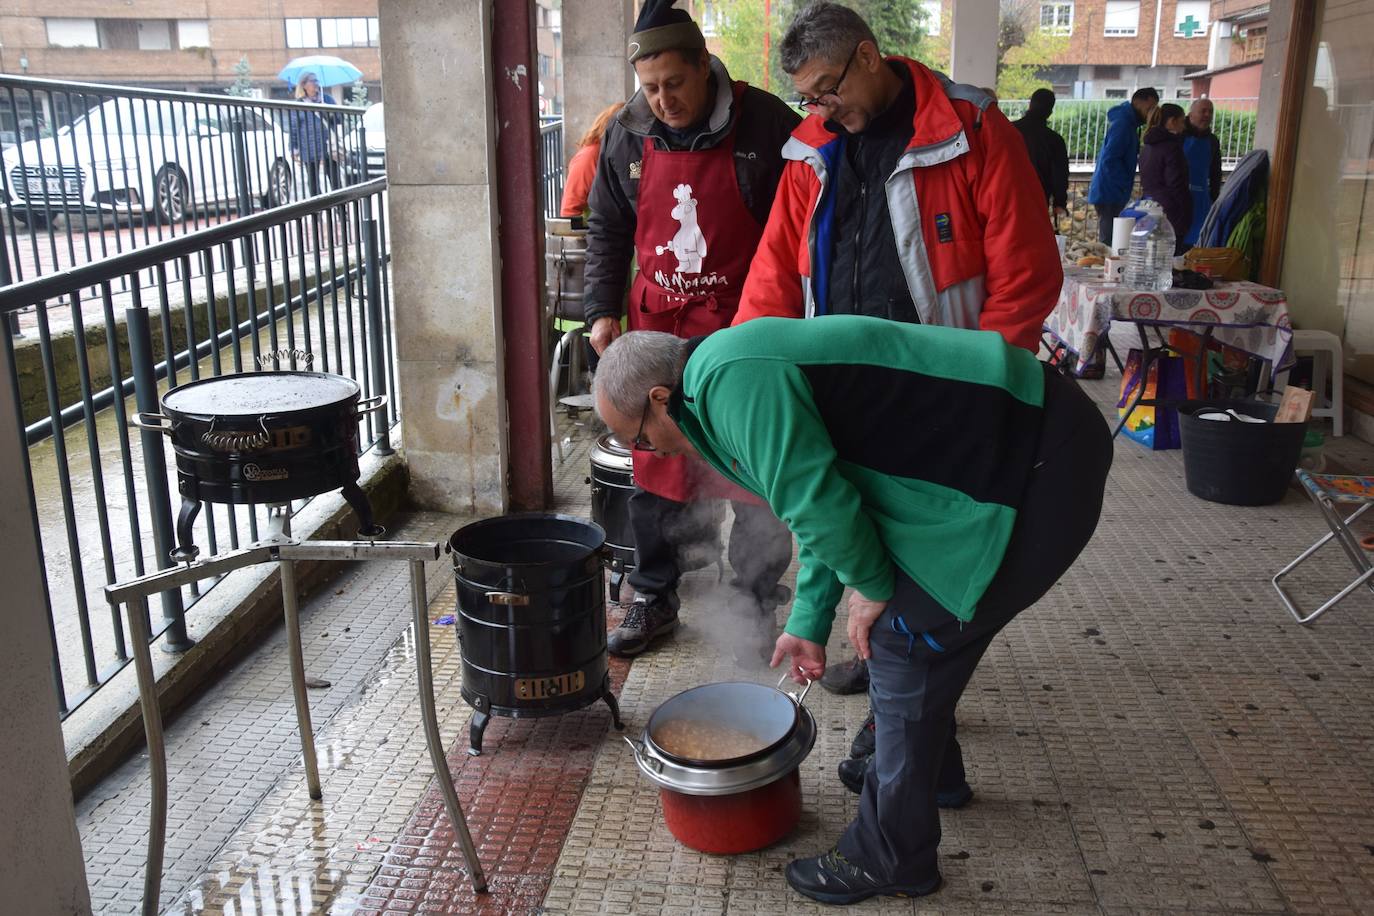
[1178,400,1306,506]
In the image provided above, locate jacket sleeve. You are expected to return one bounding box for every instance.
[1099,117,1132,174]
[1209,135,1223,201]
[1050,131,1070,210]
[582,129,637,326]
[974,108,1063,352]
[559,145,596,217]
[734,160,811,324]
[698,360,893,645]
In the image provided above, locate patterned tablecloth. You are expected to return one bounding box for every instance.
[1043,267,1295,376]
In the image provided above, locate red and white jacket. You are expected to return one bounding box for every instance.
[734,58,1062,353]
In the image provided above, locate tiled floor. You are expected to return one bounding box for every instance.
[76,382,1374,915]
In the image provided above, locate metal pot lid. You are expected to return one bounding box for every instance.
[627,681,816,796]
[590,434,633,472]
[646,681,798,768]
[163,372,360,417]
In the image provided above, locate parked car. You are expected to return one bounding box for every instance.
[345,102,385,183]
[1,97,294,227]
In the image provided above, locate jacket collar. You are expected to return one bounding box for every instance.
[616,56,738,142]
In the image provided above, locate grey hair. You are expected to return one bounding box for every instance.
[779,2,879,75]
[593,331,688,418]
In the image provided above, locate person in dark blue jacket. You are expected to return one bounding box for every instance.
[287,72,342,197]
[1182,99,1223,246]
[1086,87,1158,244]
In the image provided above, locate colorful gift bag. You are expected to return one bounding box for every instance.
[1117,348,1188,450]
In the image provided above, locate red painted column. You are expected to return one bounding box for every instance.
[493,1,554,510]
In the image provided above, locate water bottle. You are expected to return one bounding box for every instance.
[1124,199,1174,291]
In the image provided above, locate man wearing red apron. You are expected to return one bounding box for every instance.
[583,0,799,657]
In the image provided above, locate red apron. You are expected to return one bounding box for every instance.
[630,83,764,505]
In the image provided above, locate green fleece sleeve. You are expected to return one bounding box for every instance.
[696,360,894,645]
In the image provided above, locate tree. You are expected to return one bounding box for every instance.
[714,0,932,98]
[226,55,255,98]
[994,0,1068,99]
[347,78,369,108]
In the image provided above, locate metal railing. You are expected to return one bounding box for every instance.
[0,75,376,295]
[998,97,1260,170]
[0,178,395,719]
[540,119,564,220]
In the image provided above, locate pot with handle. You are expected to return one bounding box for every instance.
[625,675,816,854]
[130,370,389,561]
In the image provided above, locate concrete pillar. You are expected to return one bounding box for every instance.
[380,0,508,514]
[0,338,91,912]
[562,0,635,165]
[949,0,1000,90]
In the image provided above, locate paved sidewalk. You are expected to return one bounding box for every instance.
[75,380,1374,915]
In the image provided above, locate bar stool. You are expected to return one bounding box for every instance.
[1272,329,1344,437]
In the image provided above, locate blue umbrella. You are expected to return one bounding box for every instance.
[278,55,363,88]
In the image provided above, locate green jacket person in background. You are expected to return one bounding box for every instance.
[594,316,1112,905]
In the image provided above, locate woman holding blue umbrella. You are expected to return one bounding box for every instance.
[288,71,341,196]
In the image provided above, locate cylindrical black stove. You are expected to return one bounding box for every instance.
[588,434,635,601]
[450,512,624,755]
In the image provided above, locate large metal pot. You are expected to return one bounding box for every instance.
[588,434,635,600]
[626,678,816,854]
[132,370,387,560]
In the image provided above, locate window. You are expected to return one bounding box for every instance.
[1242,26,1267,62]
[287,17,379,49]
[137,19,172,51]
[538,54,552,78]
[1095,65,1121,80]
[1176,88,1192,99]
[921,0,941,37]
[46,18,99,48]
[699,1,723,37]
[1040,2,1073,36]
[1105,88,1128,99]
[177,20,210,49]
[1103,0,1138,37]
[1174,1,1209,38]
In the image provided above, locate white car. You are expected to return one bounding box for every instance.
[1,97,294,227]
[345,102,385,182]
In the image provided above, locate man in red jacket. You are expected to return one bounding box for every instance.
[734,0,1065,849]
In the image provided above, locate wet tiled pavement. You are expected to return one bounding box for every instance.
[75,380,1374,915]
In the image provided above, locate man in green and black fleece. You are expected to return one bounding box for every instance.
[594,316,1112,905]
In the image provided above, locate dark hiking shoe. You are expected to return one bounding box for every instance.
[608,593,680,657]
[820,656,869,695]
[785,849,941,905]
[836,756,974,808]
[849,711,875,758]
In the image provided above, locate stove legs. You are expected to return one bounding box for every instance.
[468,710,491,757]
[280,555,323,801]
[171,496,202,563]
[411,559,488,894]
[601,682,624,731]
[341,481,386,538]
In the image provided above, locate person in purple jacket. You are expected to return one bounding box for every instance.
[1138,103,1192,254]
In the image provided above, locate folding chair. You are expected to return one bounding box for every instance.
[1273,471,1374,625]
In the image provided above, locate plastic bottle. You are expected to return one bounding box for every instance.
[1124,199,1175,291]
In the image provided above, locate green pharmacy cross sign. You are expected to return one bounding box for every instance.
[1178,14,1204,37]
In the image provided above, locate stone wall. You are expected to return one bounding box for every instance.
[1060,176,1144,247]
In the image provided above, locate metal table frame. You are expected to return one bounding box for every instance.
[104,506,488,915]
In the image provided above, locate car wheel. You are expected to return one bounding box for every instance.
[154,165,187,224]
[265,159,293,209]
[9,208,49,229]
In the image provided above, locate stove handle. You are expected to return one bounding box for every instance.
[129,412,174,434]
[201,416,271,451]
[485,591,530,606]
[356,394,389,417]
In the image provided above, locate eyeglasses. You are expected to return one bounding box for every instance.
[631,395,655,452]
[794,44,860,113]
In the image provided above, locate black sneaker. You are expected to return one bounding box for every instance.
[785,848,941,905]
[836,755,974,808]
[607,593,680,657]
[849,711,875,758]
[820,656,869,695]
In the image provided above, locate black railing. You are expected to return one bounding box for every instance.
[540,119,564,220]
[0,178,395,719]
[0,74,376,300]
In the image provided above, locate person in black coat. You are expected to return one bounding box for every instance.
[1013,88,1069,219]
[1137,103,1192,254]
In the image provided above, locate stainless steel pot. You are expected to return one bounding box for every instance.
[624,676,816,797]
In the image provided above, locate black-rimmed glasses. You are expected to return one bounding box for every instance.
[794,44,860,113]
[631,395,655,452]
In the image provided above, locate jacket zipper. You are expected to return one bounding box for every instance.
[853,181,867,310]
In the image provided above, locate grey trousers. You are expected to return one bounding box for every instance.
[836,367,1113,884]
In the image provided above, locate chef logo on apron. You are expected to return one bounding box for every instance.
[654,183,707,274]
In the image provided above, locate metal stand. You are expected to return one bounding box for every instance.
[104,506,488,915]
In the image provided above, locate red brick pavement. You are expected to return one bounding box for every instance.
[354,604,633,915]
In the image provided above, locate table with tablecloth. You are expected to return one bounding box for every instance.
[1043,267,1295,378]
